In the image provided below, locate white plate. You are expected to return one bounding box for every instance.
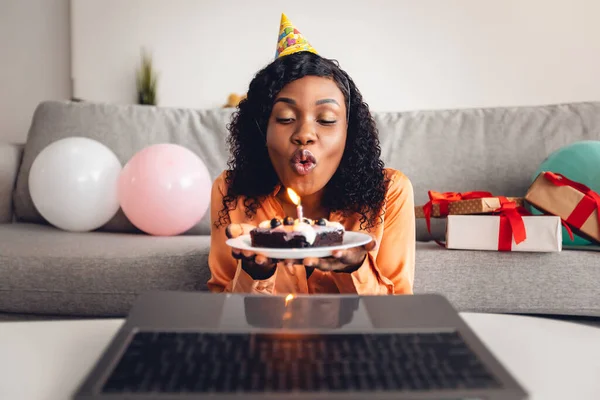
[226,231,373,259]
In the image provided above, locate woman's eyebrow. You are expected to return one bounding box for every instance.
[315,98,340,106]
[274,97,296,105]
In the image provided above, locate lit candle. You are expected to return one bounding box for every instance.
[286,188,303,222]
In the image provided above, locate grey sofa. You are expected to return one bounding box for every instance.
[1,100,599,319]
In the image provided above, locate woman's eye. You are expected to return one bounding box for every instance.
[319,119,337,125]
[276,118,294,124]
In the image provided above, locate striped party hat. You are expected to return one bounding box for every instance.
[275,13,318,59]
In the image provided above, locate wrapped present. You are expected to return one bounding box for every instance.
[415,190,524,233]
[445,214,562,252]
[415,192,524,218]
[525,171,600,243]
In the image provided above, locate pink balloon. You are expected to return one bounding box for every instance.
[118,144,211,236]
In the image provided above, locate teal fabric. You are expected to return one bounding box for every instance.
[530,140,600,245]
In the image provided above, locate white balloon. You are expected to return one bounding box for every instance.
[29,137,122,232]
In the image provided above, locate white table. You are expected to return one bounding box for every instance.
[0,313,599,400]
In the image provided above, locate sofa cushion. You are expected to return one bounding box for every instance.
[414,241,600,316]
[14,100,600,241]
[2,223,599,318]
[373,102,600,241]
[13,101,233,235]
[0,144,23,223]
[0,223,211,316]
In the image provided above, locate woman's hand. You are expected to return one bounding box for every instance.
[301,235,377,274]
[226,223,280,280]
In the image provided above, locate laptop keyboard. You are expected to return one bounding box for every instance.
[102,331,501,393]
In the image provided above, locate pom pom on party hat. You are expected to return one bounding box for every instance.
[275,13,318,59]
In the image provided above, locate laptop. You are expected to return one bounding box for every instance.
[73,291,528,399]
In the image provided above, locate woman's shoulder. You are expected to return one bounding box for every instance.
[383,167,413,194]
[212,170,230,195]
[381,167,414,214]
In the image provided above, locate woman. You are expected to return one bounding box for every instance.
[207,26,415,294]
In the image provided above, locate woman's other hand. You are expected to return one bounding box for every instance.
[225,223,279,279]
[301,234,377,274]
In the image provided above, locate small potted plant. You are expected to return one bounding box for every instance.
[136,48,158,106]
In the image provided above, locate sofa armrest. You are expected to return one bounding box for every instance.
[0,143,24,223]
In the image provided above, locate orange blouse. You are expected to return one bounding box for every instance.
[207,168,415,295]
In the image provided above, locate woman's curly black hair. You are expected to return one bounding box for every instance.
[217,51,389,231]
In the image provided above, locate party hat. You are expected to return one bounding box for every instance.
[275,13,318,59]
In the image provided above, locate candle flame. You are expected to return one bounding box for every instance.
[286,188,301,206]
[285,293,294,306]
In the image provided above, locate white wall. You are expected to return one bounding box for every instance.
[71,0,600,112]
[0,0,72,144]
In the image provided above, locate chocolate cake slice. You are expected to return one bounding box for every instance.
[250,217,344,248]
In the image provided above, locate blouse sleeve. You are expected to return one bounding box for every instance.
[207,172,279,294]
[330,170,416,294]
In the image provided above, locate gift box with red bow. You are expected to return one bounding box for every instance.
[415,191,524,235]
[525,171,600,244]
[444,200,562,252]
[415,192,523,218]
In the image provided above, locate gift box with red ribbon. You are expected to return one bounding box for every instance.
[525,171,600,244]
[445,215,562,252]
[444,199,562,252]
[415,191,524,234]
[416,192,523,218]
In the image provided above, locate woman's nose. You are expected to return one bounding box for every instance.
[292,121,316,145]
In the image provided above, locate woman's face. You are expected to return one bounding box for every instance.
[266,75,347,199]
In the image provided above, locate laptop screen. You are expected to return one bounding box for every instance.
[218,295,374,331]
